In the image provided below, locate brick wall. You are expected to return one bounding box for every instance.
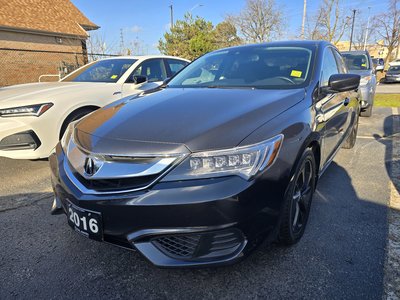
[0,30,87,87]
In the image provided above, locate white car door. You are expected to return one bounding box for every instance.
[121,58,167,97]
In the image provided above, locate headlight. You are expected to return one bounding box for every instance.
[60,122,76,154]
[0,103,53,117]
[162,134,283,181]
[359,76,371,86]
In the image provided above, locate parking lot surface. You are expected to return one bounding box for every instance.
[0,107,396,299]
[377,82,400,94]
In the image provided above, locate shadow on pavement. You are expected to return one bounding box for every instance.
[0,160,389,299]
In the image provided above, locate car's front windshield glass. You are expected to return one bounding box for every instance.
[167,46,314,89]
[388,66,400,74]
[342,54,370,70]
[62,59,137,83]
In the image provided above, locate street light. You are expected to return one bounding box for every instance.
[363,7,371,51]
[190,4,204,12]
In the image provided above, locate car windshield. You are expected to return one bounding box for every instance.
[342,53,370,70]
[167,46,314,89]
[388,66,400,74]
[62,59,137,83]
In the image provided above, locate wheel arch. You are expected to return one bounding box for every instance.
[59,105,100,139]
[289,132,322,187]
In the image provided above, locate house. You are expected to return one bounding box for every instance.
[0,0,99,86]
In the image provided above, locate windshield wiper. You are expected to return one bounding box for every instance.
[205,85,256,90]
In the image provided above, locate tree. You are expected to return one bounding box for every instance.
[87,32,118,61]
[307,0,350,44]
[228,0,282,43]
[373,0,400,66]
[158,13,216,60]
[213,21,242,48]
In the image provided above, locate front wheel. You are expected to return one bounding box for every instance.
[360,105,372,117]
[278,148,316,245]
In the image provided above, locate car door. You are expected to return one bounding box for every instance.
[318,47,351,166]
[164,59,189,78]
[121,58,167,97]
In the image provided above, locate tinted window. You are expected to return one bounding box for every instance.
[62,59,136,83]
[342,53,370,70]
[132,59,166,82]
[168,46,314,89]
[388,66,400,74]
[321,48,339,87]
[166,59,188,76]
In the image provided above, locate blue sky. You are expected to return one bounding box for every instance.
[71,0,388,55]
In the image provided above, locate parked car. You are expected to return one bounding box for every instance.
[342,50,376,117]
[0,55,189,159]
[372,57,384,71]
[385,65,400,82]
[50,41,360,268]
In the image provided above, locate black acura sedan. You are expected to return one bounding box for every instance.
[50,41,360,267]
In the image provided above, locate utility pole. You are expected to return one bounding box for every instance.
[349,9,356,51]
[119,28,125,55]
[363,7,371,51]
[301,0,307,40]
[169,4,174,29]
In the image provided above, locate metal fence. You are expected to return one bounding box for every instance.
[0,48,119,87]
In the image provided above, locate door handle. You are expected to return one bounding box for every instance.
[343,97,350,106]
[113,91,122,95]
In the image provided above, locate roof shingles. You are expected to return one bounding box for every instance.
[0,0,99,37]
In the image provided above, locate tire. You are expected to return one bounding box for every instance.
[342,114,359,149]
[279,148,316,245]
[59,108,96,139]
[360,104,372,117]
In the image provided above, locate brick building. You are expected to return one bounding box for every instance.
[0,0,99,87]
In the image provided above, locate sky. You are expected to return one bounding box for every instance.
[71,0,389,55]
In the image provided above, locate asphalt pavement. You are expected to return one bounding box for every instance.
[0,107,396,299]
[376,82,400,94]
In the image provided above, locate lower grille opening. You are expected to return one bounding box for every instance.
[151,229,244,261]
[0,130,41,151]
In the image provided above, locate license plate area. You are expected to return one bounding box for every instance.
[67,203,103,241]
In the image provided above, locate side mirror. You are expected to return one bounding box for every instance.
[132,75,147,84]
[323,74,360,93]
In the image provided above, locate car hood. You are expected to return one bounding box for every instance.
[348,70,371,77]
[0,82,120,108]
[75,87,305,155]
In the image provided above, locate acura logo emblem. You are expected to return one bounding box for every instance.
[84,156,101,176]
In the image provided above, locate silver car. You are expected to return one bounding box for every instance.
[342,50,376,117]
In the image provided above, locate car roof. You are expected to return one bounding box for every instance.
[214,40,331,52]
[341,50,369,55]
[98,55,190,62]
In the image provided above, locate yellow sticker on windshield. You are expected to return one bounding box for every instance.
[361,63,366,67]
[290,70,302,78]
[111,75,118,79]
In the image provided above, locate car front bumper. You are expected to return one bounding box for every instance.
[358,84,375,108]
[0,116,57,159]
[385,75,400,83]
[50,144,285,267]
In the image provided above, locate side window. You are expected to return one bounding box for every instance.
[321,48,339,87]
[131,59,167,82]
[166,59,189,76]
[333,50,347,74]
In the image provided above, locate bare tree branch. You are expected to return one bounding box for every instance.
[228,0,283,43]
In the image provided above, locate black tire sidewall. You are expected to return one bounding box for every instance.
[279,148,316,244]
